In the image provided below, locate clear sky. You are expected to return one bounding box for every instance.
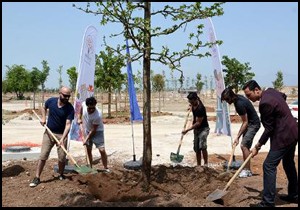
[2,2,298,89]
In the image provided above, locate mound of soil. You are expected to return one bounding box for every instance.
[2,153,297,207]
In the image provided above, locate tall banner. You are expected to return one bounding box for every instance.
[126,39,143,122]
[68,25,98,142]
[206,18,231,136]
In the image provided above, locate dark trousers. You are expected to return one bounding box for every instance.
[262,141,298,205]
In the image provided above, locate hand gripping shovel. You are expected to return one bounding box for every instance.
[32,110,97,174]
[170,110,191,163]
[206,152,253,202]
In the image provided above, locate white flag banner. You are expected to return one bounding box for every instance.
[68,25,98,142]
[206,17,231,136]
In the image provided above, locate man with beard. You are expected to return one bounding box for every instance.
[30,86,75,187]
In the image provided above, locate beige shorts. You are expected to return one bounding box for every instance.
[39,130,67,162]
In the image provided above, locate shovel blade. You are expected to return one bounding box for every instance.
[75,165,98,174]
[170,152,184,163]
[206,189,228,202]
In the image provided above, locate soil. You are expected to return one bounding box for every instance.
[2,152,298,207]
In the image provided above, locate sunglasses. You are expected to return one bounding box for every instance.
[60,93,71,98]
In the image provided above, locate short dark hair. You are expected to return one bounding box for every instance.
[221,87,236,102]
[187,92,198,100]
[85,96,97,106]
[243,80,261,91]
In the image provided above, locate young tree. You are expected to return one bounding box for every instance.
[74,2,225,187]
[57,65,63,88]
[66,66,78,92]
[221,55,255,93]
[28,68,42,109]
[272,70,284,90]
[95,49,126,118]
[195,73,204,94]
[4,64,30,99]
[39,60,50,105]
[152,74,165,112]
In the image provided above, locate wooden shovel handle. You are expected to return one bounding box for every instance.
[177,110,191,154]
[227,143,237,170]
[32,110,79,168]
[223,152,253,191]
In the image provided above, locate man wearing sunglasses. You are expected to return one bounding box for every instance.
[30,86,75,187]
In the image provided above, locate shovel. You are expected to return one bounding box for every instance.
[79,123,92,168]
[170,110,191,163]
[32,110,97,174]
[206,152,253,202]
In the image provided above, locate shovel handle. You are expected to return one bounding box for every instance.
[177,110,191,153]
[223,152,253,191]
[32,110,80,168]
[227,143,237,171]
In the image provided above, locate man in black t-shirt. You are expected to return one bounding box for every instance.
[221,87,261,178]
[182,92,210,166]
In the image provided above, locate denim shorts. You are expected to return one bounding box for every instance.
[85,130,105,149]
[193,127,210,152]
[241,124,260,149]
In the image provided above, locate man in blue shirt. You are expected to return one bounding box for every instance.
[30,86,75,187]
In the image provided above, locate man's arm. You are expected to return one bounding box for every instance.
[234,114,248,145]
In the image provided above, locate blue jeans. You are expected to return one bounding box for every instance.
[262,141,298,206]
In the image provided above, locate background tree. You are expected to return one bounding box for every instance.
[221,55,255,93]
[195,73,204,94]
[57,65,63,88]
[272,70,284,91]
[74,1,225,187]
[204,75,208,97]
[95,49,126,118]
[66,66,78,92]
[28,68,42,109]
[4,64,30,99]
[39,60,50,105]
[152,74,165,112]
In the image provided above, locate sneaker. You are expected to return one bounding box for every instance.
[239,169,249,178]
[29,177,40,187]
[279,195,298,203]
[246,170,252,177]
[58,174,65,180]
[103,168,111,173]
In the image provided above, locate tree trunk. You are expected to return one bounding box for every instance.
[108,87,112,118]
[158,91,161,113]
[33,91,36,110]
[142,2,152,189]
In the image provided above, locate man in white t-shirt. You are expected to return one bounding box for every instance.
[77,96,109,172]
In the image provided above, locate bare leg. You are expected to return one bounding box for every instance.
[202,149,208,165]
[99,147,108,169]
[35,159,46,178]
[87,147,93,167]
[241,145,251,170]
[196,151,201,166]
[58,160,65,175]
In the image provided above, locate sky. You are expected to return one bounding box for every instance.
[2,2,298,89]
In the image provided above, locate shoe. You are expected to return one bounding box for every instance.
[239,169,249,178]
[279,195,298,203]
[103,168,111,173]
[58,174,65,180]
[246,170,252,177]
[29,177,40,187]
[250,201,275,207]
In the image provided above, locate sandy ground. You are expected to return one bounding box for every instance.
[2,94,298,207]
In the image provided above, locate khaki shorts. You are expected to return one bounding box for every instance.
[39,130,67,162]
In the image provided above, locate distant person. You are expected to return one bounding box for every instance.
[77,96,110,172]
[30,86,75,187]
[243,80,298,207]
[182,92,210,166]
[221,87,261,178]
